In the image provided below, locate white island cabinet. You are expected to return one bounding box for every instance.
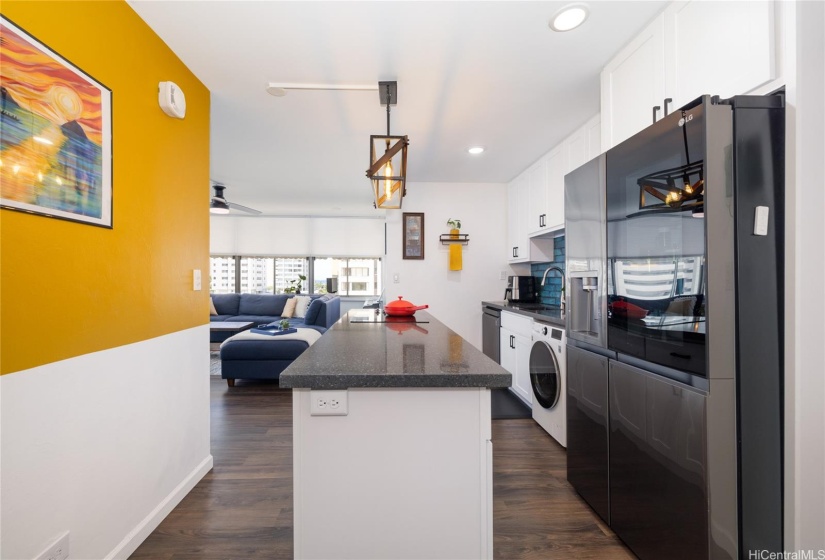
[281,310,510,560]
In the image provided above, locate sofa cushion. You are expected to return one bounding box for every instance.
[294,295,312,318]
[281,297,298,318]
[304,297,325,325]
[227,315,281,325]
[210,314,235,322]
[212,293,241,315]
[238,294,289,316]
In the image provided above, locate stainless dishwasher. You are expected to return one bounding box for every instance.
[482,306,501,364]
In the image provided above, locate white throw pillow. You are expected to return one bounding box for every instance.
[294,296,312,318]
[209,297,218,316]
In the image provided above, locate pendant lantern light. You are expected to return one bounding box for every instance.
[366,81,409,209]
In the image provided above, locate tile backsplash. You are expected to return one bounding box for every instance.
[531,235,565,307]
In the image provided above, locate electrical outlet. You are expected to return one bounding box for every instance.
[310,390,348,416]
[193,269,202,291]
[36,531,69,560]
[500,270,507,280]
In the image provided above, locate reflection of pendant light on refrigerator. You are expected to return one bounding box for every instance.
[366,81,409,209]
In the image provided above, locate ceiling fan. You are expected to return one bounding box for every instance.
[210,183,262,215]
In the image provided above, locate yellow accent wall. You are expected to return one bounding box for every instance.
[0,1,210,374]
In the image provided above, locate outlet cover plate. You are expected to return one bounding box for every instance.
[310,390,348,416]
[36,531,69,560]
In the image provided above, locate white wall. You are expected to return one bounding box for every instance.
[0,327,212,560]
[384,182,509,350]
[785,0,825,552]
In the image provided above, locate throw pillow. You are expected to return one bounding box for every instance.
[294,295,312,318]
[305,298,324,325]
[281,297,298,318]
[209,297,218,316]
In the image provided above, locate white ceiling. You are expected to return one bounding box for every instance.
[128,0,666,216]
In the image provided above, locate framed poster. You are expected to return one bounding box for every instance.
[0,16,113,228]
[402,212,424,259]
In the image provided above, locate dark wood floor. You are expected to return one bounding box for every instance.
[132,378,634,559]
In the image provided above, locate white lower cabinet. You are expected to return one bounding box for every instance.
[500,312,533,405]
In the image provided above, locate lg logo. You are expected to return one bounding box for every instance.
[678,114,694,127]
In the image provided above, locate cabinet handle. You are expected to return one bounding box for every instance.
[515,247,519,258]
[663,98,673,116]
[512,247,516,258]
[510,335,515,349]
[652,105,661,123]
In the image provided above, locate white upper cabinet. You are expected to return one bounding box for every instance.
[601,1,777,150]
[601,14,666,149]
[527,158,548,236]
[664,1,775,110]
[585,114,602,160]
[545,145,566,232]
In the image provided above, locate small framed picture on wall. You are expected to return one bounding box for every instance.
[402,212,424,260]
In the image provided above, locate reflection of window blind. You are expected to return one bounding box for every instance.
[613,258,702,300]
[210,216,384,256]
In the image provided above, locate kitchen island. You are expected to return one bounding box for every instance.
[280,309,510,560]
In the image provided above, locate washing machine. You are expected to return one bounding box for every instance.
[529,320,566,447]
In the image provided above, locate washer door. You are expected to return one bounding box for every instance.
[530,340,561,409]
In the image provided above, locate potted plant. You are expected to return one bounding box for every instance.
[284,274,307,294]
[279,319,291,330]
[446,218,461,239]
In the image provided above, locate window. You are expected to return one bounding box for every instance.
[210,256,380,295]
[239,257,274,294]
[313,257,382,296]
[209,256,236,294]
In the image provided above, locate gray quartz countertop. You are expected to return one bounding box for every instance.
[482,301,566,327]
[279,310,512,390]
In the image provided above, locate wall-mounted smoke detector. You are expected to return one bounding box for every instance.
[549,4,589,32]
[158,81,186,118]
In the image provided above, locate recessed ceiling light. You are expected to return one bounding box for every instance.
[549,3,589,32]
[467,146,485,155]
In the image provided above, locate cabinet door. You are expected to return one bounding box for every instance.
[506,181,518,262]
[601,13,666,149]
[545,144,566,231]
[516,177,529,261]
[499,327,517,376]
[566,127,587,175]
[527,159,548,236]
[585,115,602,160]
[665,1,775,110]
[512,333,532,405]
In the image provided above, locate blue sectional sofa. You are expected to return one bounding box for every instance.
[210,293,341,387]
[210,293,340,343]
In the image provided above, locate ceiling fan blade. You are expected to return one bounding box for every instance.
[227,201,262,215]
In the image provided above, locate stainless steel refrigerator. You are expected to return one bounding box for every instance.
[565,95,784,560]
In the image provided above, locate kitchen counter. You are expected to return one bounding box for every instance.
[482,300,566,326]
[284,309,503,559]
[280,309,511,390]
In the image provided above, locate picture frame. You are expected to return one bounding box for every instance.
[0,16,113,228]
[402,212,424,259]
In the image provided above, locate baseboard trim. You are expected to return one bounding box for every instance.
[104,454,214,560]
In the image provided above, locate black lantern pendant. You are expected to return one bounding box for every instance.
[367,81,408,209]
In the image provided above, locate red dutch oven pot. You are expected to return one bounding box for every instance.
[384,296,429,317]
